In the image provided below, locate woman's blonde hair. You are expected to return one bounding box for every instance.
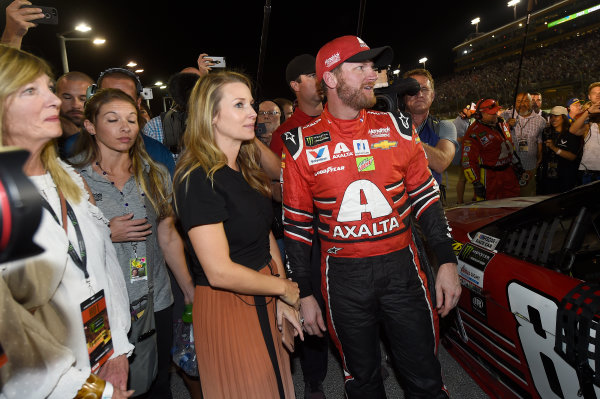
[0,44,82,203]
[174,71,270,198]
[71,88,171,219]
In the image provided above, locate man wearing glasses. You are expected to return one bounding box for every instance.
[403,69,457,202]
[257,100,282,146]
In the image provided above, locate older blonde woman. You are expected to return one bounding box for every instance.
[0,45,133,398]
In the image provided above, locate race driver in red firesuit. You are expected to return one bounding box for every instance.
[281,35,461,399]
[462,98,523,201]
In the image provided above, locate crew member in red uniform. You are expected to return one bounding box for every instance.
[462,98,522,200]
[282,35,461,399]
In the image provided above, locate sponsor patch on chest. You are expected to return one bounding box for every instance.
[306,145,331,165]
[305,131,331,147]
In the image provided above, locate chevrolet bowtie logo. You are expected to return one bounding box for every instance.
[371,140,398,150]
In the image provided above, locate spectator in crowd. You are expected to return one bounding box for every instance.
[282,35,460,398]
[0,44,134,399]
[566,97,584,123]
[173,70,302,398]
[56,71,94,137]
[0,0,43,48]
[503,92,546,196]
[453,103,474,203]
[403,69,458,200]
[144,71,200,160]
[257,100,282,146]
[64,68,176,177]
[531,92,550,123]
[142,53,217,151]
[71,88,195,398]
[270,54,323,158]
[140,101,152,122]
[462,98,522,200]
[274,97,294,121]
[537,106,582,194]
[272,53,329,399]
[570,82,600,184]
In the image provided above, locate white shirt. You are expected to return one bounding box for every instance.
[1,159,132,399]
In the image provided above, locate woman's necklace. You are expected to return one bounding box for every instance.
[95,161,146,210]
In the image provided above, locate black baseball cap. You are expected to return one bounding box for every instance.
[285,54,316,84]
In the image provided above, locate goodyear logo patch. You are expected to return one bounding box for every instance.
[305,131,331,147]
[356,156,375,172]
[371,140,397,150]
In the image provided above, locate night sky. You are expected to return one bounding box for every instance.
[4,0,558,111]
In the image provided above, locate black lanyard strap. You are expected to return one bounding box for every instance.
[40,196,88,279]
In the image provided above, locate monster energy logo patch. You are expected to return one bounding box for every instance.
[458,243,493,271]
[305,132,331,147]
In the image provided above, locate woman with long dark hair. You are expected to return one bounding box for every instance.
[71,88,194,398]
[538,105,582,194]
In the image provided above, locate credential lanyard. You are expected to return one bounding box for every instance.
[40,193,88,279]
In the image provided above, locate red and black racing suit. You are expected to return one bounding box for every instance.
[282,105,455,398]
[461,119,520,200]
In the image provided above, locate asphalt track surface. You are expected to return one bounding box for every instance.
[169,165,487,398]
[170,340,488,398]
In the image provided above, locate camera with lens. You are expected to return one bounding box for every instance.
[370,67,421,115]
[0,149,43,263]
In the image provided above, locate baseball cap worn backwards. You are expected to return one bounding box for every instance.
[316,35,393,82]
[286,54,316,84]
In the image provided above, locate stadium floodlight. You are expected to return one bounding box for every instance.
[419,57,428,69]
[508,0,520,20]
[471,17,480,34]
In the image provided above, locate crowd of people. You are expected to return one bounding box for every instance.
[0,1,598,399]
[434,28,600,116]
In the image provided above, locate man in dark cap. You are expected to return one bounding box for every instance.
[270,54,324,158]
[281,35,460,398]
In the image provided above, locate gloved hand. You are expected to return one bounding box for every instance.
[473,181,486,201]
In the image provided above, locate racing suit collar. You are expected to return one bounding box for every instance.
[322,104,367,136]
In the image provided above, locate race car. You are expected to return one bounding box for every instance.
[441,181,600,399]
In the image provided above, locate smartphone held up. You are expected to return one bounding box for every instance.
[20,4,58,25]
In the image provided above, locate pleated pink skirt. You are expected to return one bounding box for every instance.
[192,263,295,398]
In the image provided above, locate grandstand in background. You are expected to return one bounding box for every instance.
[432,0,599,117]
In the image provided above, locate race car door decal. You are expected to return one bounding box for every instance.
[508,282,600,398]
